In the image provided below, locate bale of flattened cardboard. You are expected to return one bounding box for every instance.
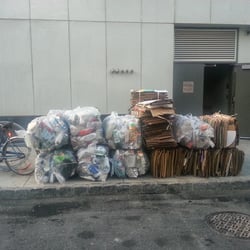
[130,89,169,108]
[140,115,177,150]
[201,113,239,148]
[150,147,244,178]
[130,99,175,118]
[129,89,177,150]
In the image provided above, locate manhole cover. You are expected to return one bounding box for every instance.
[206,212,250,239]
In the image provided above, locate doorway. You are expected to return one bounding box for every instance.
[203,64,234,115]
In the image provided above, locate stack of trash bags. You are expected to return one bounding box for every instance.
[103,112,149,178]
[26,108,149,184]
[25,114,77,184]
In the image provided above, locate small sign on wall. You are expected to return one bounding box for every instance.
[182,81,194,93]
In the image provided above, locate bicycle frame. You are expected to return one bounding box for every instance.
[0,136,26,162]
[0,121,35,175]
[0,121,26,163]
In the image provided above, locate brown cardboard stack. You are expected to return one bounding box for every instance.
[130,89,177,150]
[130,89,169,108]
[151,147,244,178]
[141,116,177,149]
[201,113,239,148]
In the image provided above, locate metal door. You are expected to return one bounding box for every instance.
[234,66,250,137]
[173,63,204,115]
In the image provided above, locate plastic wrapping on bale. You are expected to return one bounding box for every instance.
[34,149,77,184]
[25,115,69,152]
[103,112,141,150]
[111,150,149,178]
[77,145,110,182]
[172,114,215,149]
[63,107,104,151]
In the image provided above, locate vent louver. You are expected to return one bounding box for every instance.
[175,29,237,62]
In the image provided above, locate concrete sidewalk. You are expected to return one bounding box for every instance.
[0,140,249,200]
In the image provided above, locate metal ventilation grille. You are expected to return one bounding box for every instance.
[175,29,237,62]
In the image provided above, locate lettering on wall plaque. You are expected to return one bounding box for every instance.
[182,81,194,93]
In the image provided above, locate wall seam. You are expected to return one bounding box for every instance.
[28,0,36,114]
[105,0,108,113]
[210,0,212,24]
[140,0,143,89]
[67,0,73,108]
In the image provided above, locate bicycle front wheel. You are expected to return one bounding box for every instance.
[3,137,36,175]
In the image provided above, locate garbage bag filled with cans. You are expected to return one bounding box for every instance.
[25,115,69,152]
[63,107,104,151]
[77,144,110,182]
[111,150,149,178]
[103,112,141,150]
[172,114,215,149]
[35,149,77,184]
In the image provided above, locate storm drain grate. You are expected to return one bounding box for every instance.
[206,212,250,239]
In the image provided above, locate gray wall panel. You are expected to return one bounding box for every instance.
[68,0,105,21]
[70,22,107,112]
[0,20,33,115]
[106,0,141,22]
[107,23,141,113]
[31,21,71,114]
[142,0,174,23]
[175,0,211,24]
[142,23,174,97]
[211,0,250,25]
[0,0,30,19]
[30,0,68,20]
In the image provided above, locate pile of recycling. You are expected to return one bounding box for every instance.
[26,107,149,184]
[25,90,245,184]
[130,89,244,178]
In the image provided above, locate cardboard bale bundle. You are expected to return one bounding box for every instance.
[201,113,239,148]
[141,115,177,150]
[130,89,169,108]
[150,147,187,178]
[129,89,176,150]
[150,147,244,178]
[131,99,175,118]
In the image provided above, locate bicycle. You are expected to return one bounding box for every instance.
[0,121,36,175]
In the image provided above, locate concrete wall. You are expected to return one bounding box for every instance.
[0,0,174,115]
[1,0,250,116]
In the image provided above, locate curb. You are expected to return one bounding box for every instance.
[0,175,250,200]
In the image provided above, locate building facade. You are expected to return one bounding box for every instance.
[0,0,250,135]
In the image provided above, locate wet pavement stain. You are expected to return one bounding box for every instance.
[7,217,33,225]
[78,231,95,239]
[30,202,81,218]
[124,215,141,221]
[90,215,99,219]
[48,218,65,226]
[122,239,137,248]
[154,237,168,247]
[180,234,194,242]
[204,238,215,246]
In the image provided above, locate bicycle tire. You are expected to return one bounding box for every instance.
[3,137,36,175]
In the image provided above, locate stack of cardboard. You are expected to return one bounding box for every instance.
[141,116,177,149]
[151,147,244,178]
[131,99,175,118]
[130,89,169,108]
[201,113,239,148]
[130,89,176,150]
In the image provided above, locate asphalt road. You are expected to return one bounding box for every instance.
[0,191,250,250]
